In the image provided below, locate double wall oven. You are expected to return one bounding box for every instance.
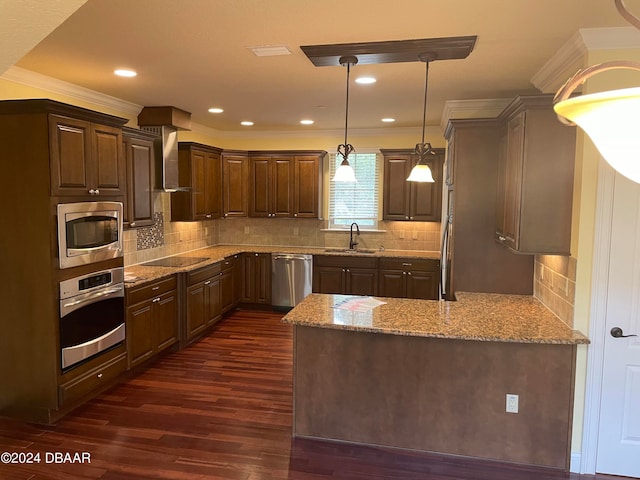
[56,201,125,371]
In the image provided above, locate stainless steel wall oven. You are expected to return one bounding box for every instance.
[59,267,125,371]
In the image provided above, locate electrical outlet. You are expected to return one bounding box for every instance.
[506,394,519,413]
[398,230,405,239]
[412,231,418,240]
[244,226,250,234]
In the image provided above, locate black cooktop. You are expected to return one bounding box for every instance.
[142,256,209,268]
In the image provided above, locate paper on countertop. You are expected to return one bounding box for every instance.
[332,296,386,312]
[124,274,140,283]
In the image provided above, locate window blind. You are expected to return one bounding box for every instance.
[328,152,380,228]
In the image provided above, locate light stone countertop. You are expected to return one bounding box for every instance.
[282,292,590,345]
[124,245,440,289]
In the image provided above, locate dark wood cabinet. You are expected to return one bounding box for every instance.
[126,276,179,369]
[184,263,222,343]
[240,253,271,304]
[49,114,125,198]
[172,143,222,221]
[123,128,156,228]
[222,151,249,217]
[313,255,379,296]
[495,95,576,254]
[248,151,325,218]
[381,149,443,222]
[220,255,239,313]
[378,258,439,300]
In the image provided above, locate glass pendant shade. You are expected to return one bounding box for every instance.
[332,158,357,182]
[554,86,640,183]
[406,163,435,182]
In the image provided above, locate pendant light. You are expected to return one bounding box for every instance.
[407,53,436,183]
[332,55,358,182]
[554,0,640,184]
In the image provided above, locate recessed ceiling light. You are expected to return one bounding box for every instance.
[114,69,137,77]
[300,119,314,125]
[355,76,376,84]
[241,121,254,126]
[381,118,396,123]
[248,45,291,57]
[208,107,224,113]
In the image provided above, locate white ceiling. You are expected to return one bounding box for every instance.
[9,0,632,132]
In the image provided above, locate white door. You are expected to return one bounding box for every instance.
[596,172,640,477]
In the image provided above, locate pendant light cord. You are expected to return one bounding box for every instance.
[344,61,351,147]
[420,60,429,145]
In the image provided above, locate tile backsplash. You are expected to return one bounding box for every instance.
[534,255,577,327]
[123,192,441,265]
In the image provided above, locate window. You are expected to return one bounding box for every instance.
[328,152,380,229]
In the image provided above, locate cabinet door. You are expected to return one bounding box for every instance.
[223,155,248,217]
[410,152,442,221]
[220,267,234,313]
[91,123,125,196]
[127,300,155,368]
[205,276,221,326]
[204,151,222,219]
[313,266,344,294]
[383,155,412,220]
[154,291,178,352]
[250,156,271,217]
[495,126,509,240]
[502,112,525,250]
[125,135,154,228]
[49,114,92,196]
[191,149,207,220]
[346,268,378,296]
[294,155,319,218]
[232,255,242,306]
[272,157,294,217]
[378,270,406,298]
[406,270,439,300]
[254,253,272,304]
[186,283,207,339]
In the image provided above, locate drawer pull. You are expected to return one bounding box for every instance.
[97,373,103,379]
[402,263,412,266]
[151,286,160,291]
[204,280,211,285]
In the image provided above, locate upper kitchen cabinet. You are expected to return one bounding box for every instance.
[49,113,126,198]
[172,143,222,221]
[123,127,156,228]
[495,95,576,255]
[381,149,443,222]
[222,151,249,217]
[248,151,325,218]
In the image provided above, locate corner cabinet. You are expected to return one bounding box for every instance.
[49,114,126,198]
[172,143,223,221]
[248,151,325,218]
[123,127,156,228]
[381,149,443,222]
[495,96,576,254]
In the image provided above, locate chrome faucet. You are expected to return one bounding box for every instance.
[349,222,360,250]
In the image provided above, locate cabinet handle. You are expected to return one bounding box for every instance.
[206,214,212,218]
[405,215,409,219]
[255,253,258,256]
[294,213,298,217]
[220,272,223,276]
[97,373,103,379]
[402,263,412,266]
[89,189,96,195]
[498,236,506,241]
[151,286,160,291]
[403,271,406,275]
[224,261,230,265]
[204,280,211,285]
[407,272,412,276]
[130,222,136,227]
[410,216,414,220]
[153,297,161,303]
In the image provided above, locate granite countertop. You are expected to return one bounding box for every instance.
[124,245,440,288]
[282,292,590,345]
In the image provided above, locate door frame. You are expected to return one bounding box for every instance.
[580,157,617,474]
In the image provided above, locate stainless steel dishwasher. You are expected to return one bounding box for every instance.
[271,253,313,311]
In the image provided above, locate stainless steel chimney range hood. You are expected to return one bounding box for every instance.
[138,106,191,192]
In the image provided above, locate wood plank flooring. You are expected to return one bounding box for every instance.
[0,309,631,480]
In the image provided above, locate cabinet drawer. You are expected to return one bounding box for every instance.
[379,257,439,271]
[187,262,221,285]
[58,353,127,405]
[314,255,378,269]
[127,275,177,305]
[221,255,237,272]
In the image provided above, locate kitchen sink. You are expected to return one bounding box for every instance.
[323,248,376,254]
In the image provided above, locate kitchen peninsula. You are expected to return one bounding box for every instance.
[283,293,588,471]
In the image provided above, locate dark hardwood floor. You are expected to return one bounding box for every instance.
[0,309,631,480]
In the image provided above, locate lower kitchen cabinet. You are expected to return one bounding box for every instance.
[241,253,271,304]
[220,255,240,313]
[126,275,179,368]
[379,257,439,300]
[313,255,379,296]
[185,263,222,343]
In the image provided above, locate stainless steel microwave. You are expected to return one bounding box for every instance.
[57,201,123,269]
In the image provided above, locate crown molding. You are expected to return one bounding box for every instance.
[439,98,512,130]
[1,66,142,117]
[531,27,640,94]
